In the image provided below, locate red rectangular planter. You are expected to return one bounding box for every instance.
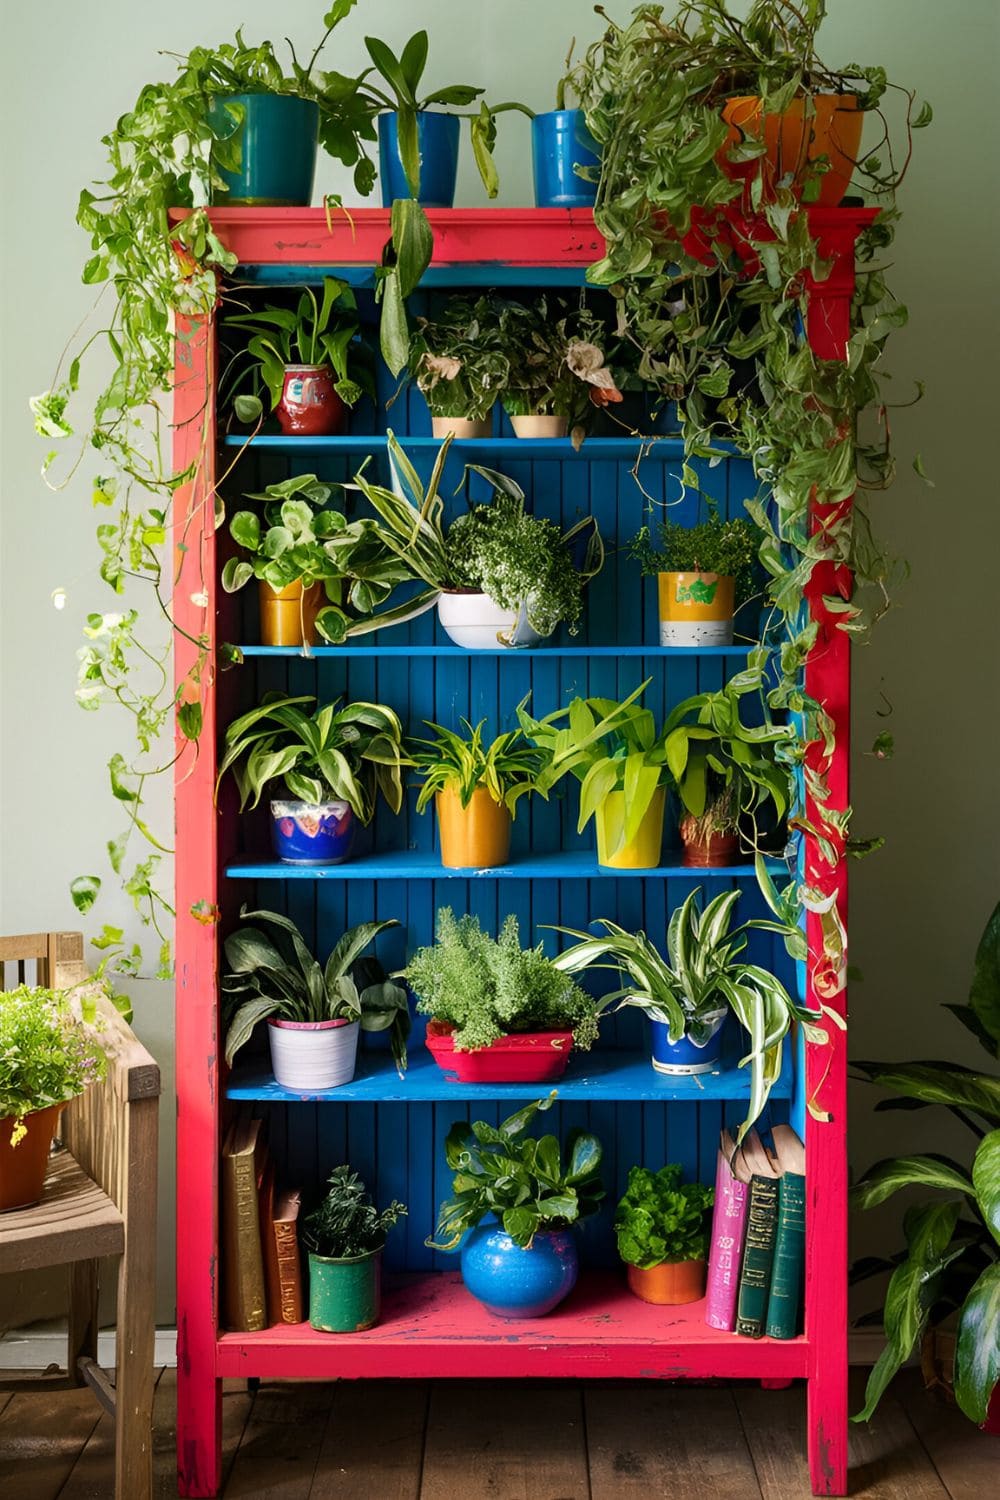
[424,1024,574,1083]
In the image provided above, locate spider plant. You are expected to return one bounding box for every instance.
[408,719,545,816]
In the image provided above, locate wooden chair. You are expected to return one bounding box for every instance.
[0,931,160,1500]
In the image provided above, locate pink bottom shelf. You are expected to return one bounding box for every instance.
[216,1272,808,1381]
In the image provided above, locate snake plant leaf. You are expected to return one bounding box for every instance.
[954,1261,1000,1424]
[972,1129,1000,1247]
[850,1155,975,1211]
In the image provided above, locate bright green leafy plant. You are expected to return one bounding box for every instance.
[408,719,543,816]
[217,693,406,822]
[615,1163,714,1268]
[428,1092,605,1250]
[852,898,1000,1426]
[405,908,601,1053]
[408,295,510,421]
[0,986,106,1142]
[302,1166,407,1259]
[221,907,410,1074]
[628,514,761,609]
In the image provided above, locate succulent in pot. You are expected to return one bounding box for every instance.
[615,1163,714,1305]
[222,907,410,1091]
[217,692,406,865]
[406,908,600,1083]
[408,718,544,869]
[223,278,373,436]
[351,434,604,649]
[0,984,106,1212]
[407,294,509,438]
[302,1166,407,1333]
[628,513,762,647]
[428,1093,604,1317]
[497,296,622,437]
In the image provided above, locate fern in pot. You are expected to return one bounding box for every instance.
[303,1167,407,1332]
[408,294,509,438]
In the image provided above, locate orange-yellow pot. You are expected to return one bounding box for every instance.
[658,572,735,648]
[595,788,666,870]
[258,579,323,647]
[0,1103,63,1212]
[627,1257,707,1306]
[720,94,863,208]
[436,785,512,869]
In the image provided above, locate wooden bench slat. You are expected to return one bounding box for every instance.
[0,1151,124,1274]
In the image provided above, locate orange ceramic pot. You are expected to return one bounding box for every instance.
[436,785,512,869]
[258,579,323,647]
[0,1103,63,1212]
[720,94,863,208]
[627,1257,707,1306]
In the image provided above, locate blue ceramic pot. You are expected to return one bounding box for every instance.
[212,94,319,206]
[650,1013,726,1075]
[270,800,356,865]
[532,109,600,208]
[460,1221,578,1318]
[378,111,460,206]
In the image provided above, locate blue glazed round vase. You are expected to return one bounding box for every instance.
[211,94,319,206]
[378,111,460,206]
[269,800,356,865]
[532,109,600,208]
[460,1222,578,1318]
[650,1013,726,1075]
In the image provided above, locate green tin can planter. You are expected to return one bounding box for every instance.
[308,1245,382,1332]
[212,94,319,206]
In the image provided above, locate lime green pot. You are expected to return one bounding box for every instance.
[308,1245,382,1332]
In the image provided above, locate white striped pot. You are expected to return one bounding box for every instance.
[267,1018,360,1091]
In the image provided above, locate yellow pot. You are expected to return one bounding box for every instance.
[259,579,323,647]
[436,785,512,869]
[657,572,735,648]
[595,787,665,870]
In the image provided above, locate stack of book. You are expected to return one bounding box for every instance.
[704,1123,806,1339]
[221,1107,305,1331]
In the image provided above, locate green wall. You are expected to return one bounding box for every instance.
[0,1,997,1320]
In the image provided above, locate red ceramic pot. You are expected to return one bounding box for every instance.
[276,365,346,436]
[425,1021,573,1083]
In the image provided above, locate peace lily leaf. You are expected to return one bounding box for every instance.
[971,1129,1000,1248]
[850,1155,974,1211]
[954,1262,1000,1424]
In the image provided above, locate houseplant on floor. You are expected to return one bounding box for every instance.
[222,908,410,1089]
[497,296,622,438]
[408,718,543,869]
[406,909,601,1084]
[351,435,604,648]
[302,1166,406,1333]
[628,513,761,647]
[0,985,106,1212]
[407,294,509,438]
[615,1164,714,1305]
[428,1093,604,1317]
[217,693,406,865]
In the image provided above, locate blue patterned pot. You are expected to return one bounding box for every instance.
[269,800,356,865]
[460,1221,578,1318]
[650,1012,726,1075]
[532,109,600,208]
[211,94,318,206]
[378,111,460,206]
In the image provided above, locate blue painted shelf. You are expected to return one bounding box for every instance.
[226,1045,792,1104]
[225,850,786,881]
[239,264,592,289]
[222,433,691,458]
[235,643,759,659]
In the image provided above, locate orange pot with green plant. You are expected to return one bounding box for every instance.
[629,515,760,650]
[409,718,542,870]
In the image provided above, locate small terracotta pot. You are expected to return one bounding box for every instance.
[679,816,740,868]
[509,413,568,439]
[657,572,735,648]
[276,365,346,436]
[431,415,492,439]
[627,1258,707,1306]
[258,579,323,647]
[436,785,512,869]
[0,1103,63,1212]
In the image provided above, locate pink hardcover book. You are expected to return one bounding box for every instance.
[704,1128,751,1331]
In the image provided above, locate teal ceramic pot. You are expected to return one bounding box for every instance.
[212,94,319,206]
[460,1221,578,1318]
[532,109,600,207]
[308,1245,382,1332]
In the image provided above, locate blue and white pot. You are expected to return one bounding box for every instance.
[270,800,356,865]
[650,1011,727,1075]
[460,1221,578,1318]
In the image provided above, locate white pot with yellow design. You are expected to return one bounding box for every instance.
[657,571,735,647]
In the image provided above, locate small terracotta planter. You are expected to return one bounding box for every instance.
[720,93,863,208]
[0,1103,63,1212]
[627,1257,707,1306]
[425,1021,573,1084]
[258,579,323,647]
[431,415,492,439]
[509,413,568,439]
[657,572,735,648]
[679,816,740,868]
[436,785,512,869]
[276,365,346,436]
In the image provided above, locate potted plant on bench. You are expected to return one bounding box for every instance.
[303,1166,407,1333]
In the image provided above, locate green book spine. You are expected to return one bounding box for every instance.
[765,1170,806,1339]
[735,1175,779,1337]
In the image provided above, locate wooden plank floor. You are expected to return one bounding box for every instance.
[0,1369,996,1498]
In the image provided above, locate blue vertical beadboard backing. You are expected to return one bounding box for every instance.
[220,295,793,1273]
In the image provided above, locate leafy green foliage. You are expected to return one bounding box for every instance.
[0,986,106,1135]
[614,1163,714,1268]
[408,719,543,816]
[496,296,621,423]
[302,1166,406,1260]
[408,295,510,420]
[628,515,761,608]
[428,1093,604,1250]
[405,909,600,1053]
[217,693,406,824]
[222,908,409,1074]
